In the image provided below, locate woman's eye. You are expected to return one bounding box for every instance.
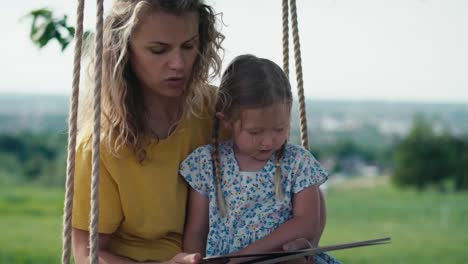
[249,131,260,136]
[150,47,166,54]
[275,128,285,133]
[182,43,195,50]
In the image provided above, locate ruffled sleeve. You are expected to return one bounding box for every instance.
[179,144,215,197]
[291,146,329,194]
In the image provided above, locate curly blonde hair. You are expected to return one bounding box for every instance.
[79,0,224,162]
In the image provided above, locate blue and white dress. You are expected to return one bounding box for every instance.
[180,140,340,263]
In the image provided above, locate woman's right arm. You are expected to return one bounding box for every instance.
[72,227,139,264]
[72,228,201,264]
[183,187,210,255]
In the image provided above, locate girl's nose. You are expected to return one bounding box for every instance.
[261,136,274,148]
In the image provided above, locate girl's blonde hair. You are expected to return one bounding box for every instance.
[212,54,292,216]
[80,0,224,162]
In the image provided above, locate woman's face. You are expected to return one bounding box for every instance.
[129,10,199,99]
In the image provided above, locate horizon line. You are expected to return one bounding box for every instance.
[1,91,467,106]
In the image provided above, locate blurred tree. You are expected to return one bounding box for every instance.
[0,153,21,182]
[393,114,468,191]
[0,133,67,185]
[458,152,468,190]
[334,140,376,162]
[39,150,67,186]
[446,136,468,191]
[394,114,445,189]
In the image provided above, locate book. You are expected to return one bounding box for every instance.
[199,237,391,264]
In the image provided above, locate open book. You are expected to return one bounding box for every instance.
[199,237,391,264]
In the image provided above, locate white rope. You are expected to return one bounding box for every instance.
[89,0,105,263]
[282,0,289,77]
[290,0,309,149]
[62,0,85,263]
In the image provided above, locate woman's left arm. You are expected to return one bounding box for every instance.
[235,185,321,255]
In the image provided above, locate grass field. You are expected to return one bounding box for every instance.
[1,177,467,263]
[321,177,468,263]
[0,185,63,263]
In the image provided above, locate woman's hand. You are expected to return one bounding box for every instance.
[282,237,314,251]
[281,258,314,264]
[282,238,315,264]
[167,252,201,264]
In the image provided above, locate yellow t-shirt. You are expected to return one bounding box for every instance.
[72,112,214,262]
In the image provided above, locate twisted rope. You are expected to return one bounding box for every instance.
[282,0,289,77]
[283,3,327,255]
[290,0,309,148]
[89,0,105,263]
[62,0,85,263]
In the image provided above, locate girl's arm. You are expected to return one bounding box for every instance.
[235,185,321,255]
[183,187,210,255]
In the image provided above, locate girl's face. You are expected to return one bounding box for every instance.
[129,10,199,99]
[220,103,291,163]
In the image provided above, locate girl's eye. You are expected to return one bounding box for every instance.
[249,131,261,136]
[274,128,285,133]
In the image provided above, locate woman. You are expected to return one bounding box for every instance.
[72,1,326,263]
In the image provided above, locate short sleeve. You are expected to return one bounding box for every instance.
[179,145,214,197]
[72,135,123,234]
[292,147,329,194]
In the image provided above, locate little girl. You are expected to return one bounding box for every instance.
[180,55,339,263]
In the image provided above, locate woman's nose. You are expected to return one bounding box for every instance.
[169,50,185,71]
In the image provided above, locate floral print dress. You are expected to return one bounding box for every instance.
[180,140,340,263]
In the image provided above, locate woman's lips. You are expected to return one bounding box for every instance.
[164,77,185,89]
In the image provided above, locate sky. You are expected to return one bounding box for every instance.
[1,0,467,103]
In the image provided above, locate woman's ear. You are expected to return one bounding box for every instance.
[215,112,232,130]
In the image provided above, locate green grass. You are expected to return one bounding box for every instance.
[321,177,468,263]
[0,185,63,263]
[1,178,467,263]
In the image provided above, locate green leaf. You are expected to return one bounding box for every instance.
[23,7,92,52]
